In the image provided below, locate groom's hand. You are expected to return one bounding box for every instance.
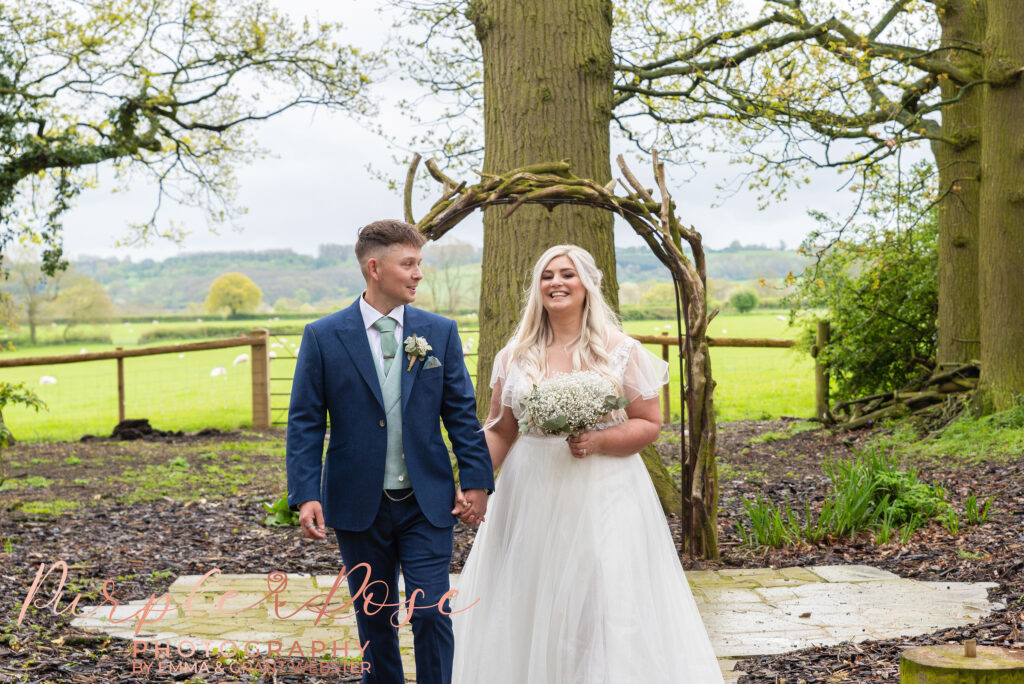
[456,488,488,526]
[298,501,326,540]
[451,486,479,523]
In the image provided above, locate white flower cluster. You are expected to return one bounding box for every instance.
[404,334,432,370]
[519,371,628,437]
[405,335,431,357]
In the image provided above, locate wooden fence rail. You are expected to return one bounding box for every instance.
[0,329,273,430]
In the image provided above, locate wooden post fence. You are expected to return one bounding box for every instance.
[116,348,126,423]
[813,321,831,422]
[0,331,274,431]
[249,328,271,430]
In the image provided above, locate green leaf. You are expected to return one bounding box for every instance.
[541,414,567,432]
[261,496,298,526]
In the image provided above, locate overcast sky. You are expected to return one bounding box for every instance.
[59,0,870,262]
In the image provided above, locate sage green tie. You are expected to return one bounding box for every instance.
[373,316,398,374]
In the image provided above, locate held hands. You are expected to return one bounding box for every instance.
[567,430,604,459]
[452,486,488,525]
[298,501,327,540]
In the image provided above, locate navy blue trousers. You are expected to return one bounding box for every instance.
[335,491,455,684]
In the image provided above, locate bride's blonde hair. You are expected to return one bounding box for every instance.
[506,244,623,389]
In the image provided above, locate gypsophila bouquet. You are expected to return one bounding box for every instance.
[518,371,629,437]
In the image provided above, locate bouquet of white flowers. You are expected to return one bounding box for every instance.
[518,371,630,437]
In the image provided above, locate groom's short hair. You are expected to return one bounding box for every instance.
[355,220,427,275]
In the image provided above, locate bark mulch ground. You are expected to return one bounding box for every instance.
[0,420,1021,682]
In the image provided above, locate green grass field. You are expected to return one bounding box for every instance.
[623,314,814,421]
[1,312,813,442]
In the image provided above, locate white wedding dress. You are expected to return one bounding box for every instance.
[452,337,723,683]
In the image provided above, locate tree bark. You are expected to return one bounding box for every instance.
[471,0,618,419]
[640,444,682,515]
[684,338,719,558]
[977,0,1024,411]
[932,0,985,366]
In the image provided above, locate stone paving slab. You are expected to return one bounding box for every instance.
[71,565,1004,682]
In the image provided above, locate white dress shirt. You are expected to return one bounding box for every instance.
[359,294,404,372]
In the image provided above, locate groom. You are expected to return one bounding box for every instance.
[286,219,494,684]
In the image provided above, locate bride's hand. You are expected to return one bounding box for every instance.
[451,485,470,516]
[567,431,603,459]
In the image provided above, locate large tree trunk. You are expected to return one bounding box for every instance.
[469,0,684,518]
[932,0,985,367]
[471,0,618,419]
[977,0,1024,411]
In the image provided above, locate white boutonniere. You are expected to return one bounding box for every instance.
[404,334,432,371]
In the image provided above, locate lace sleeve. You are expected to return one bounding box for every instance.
[489,345,509,389]
[489,345,519,410]
[621,339,670,402]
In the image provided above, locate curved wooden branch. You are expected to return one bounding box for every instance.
[406,153,721,559]
[404,153,422,225]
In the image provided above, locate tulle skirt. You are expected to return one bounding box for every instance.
[451,434,723,683]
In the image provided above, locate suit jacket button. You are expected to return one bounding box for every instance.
[379,419,386,427]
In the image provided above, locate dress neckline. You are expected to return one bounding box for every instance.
[540,336,633,379]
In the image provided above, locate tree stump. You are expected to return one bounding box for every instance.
[901,644,1024,683]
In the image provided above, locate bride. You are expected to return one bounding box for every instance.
[451,245,723,683]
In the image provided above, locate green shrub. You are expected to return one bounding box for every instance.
[5,328,113,345]
[116,312,316,323]
[1,382,46,485]
[822,448,948,526]
[787,162,938,400]
[137,325,255,343]
[57,328,113,344]
[729,289,759,313]
[737,447,953,548]
[618,305,679,321]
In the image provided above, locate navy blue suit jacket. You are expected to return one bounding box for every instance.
[286,299,494,531]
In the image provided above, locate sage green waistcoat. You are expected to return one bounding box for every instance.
[374,352,411,489]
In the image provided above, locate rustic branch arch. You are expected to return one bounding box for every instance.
[405,152,720,559]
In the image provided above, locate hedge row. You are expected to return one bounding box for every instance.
[0,329,113,346]
[137,326,259,344]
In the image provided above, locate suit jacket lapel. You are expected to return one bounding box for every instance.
[401,306,432,412]
[336,299,385,411]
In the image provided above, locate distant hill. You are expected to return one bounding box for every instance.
[75,246,364,311]
[615,245,810,283]
[72,242,809,312]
